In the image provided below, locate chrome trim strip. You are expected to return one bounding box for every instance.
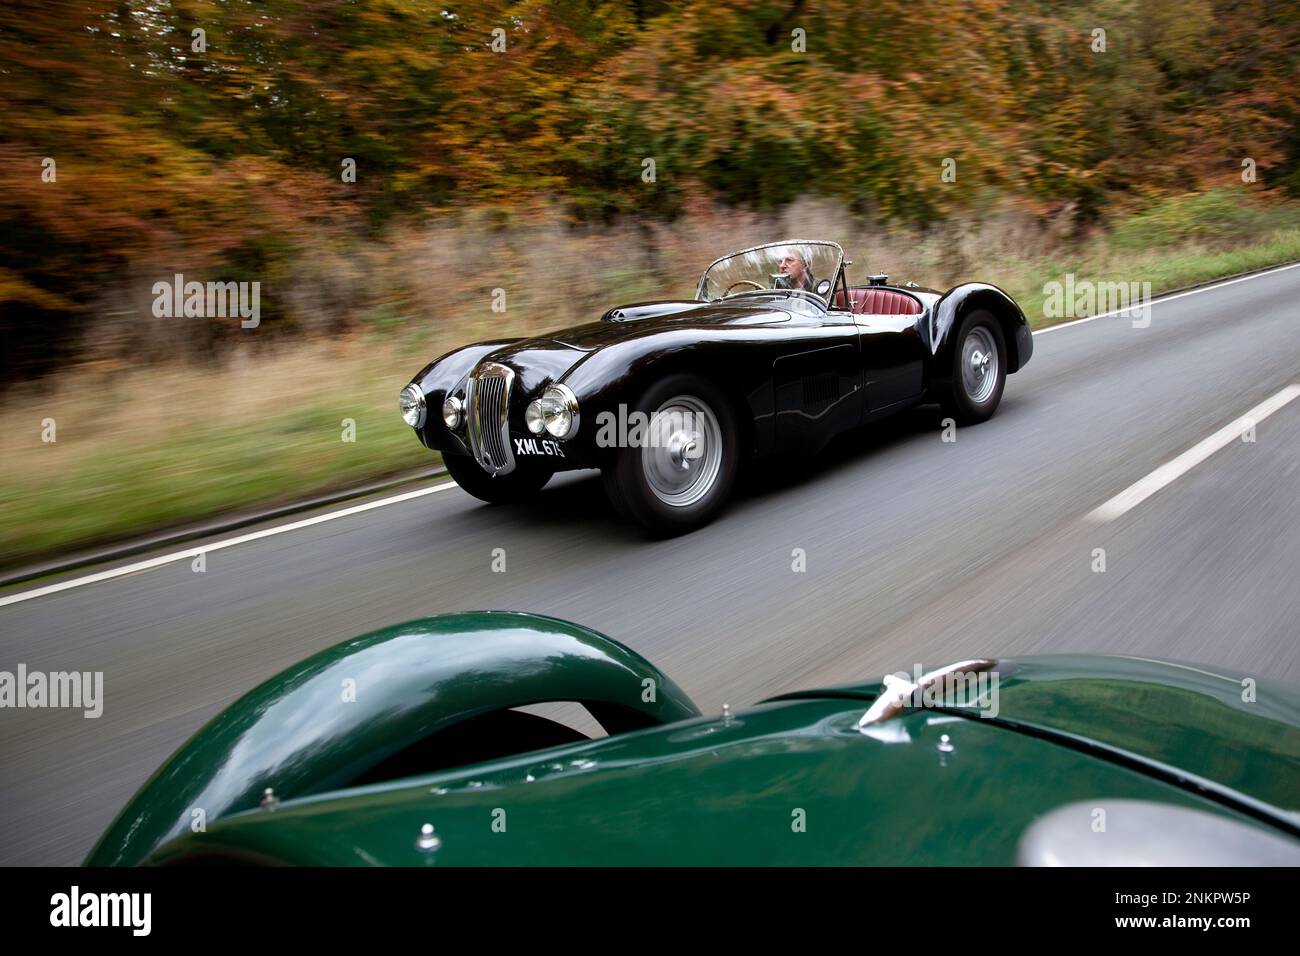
[466,362,516,476]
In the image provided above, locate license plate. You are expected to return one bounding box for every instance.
[512,436,566,458]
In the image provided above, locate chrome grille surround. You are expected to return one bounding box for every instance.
[465,361,516,476]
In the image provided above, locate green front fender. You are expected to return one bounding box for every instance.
[86,612,698,866]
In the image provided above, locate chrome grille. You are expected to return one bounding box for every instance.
[466,362,516,476]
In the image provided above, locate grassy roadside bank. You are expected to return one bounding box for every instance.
[0,341,442,573]
[4,196,1299,573]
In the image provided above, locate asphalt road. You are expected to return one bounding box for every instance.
[3,264,1299,866]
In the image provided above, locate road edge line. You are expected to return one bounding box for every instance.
[1034,259,1300,335]
[0,468,447,594]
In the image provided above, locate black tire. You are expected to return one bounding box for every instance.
[601,374,740,536]
[939,309,1007,425]
[443,452,552,504]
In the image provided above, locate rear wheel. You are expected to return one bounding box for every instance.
[443,453,552,504]
[939,310,1007,425]
[602,375,740,536]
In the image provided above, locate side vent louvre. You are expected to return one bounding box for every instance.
[802,372,840,406]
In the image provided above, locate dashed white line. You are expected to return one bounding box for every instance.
[1086,384,1300,523]
[0,481,460,609]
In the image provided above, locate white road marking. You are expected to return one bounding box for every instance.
[1035,260,1300,335]
[3,259,1298,608]
[1086,384,1300,523]
[0,481,460,609]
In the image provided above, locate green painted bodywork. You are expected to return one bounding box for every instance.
[775,656,1300,822]
[85,612,698,866]
[88,614,1300,866]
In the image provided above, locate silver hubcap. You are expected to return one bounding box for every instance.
[961,326,999,404]
[641,395,723,508]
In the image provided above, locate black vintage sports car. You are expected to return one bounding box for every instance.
[400,240,1033,535]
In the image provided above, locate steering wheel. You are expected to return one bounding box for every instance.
[724,280,767,295]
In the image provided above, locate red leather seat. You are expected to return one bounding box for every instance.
[835,287,922,315]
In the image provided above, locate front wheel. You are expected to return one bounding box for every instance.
[602,375,740,536]
[939,310,1007,425]
[443,453,552,504]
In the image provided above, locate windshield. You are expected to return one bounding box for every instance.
[697,241,844,303]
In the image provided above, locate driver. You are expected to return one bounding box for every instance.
[775,248,816,292]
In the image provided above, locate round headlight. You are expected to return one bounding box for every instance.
[442,395,464,430]
[535,384,579,439]
[399,384,426,428]
[525,399,546,435]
